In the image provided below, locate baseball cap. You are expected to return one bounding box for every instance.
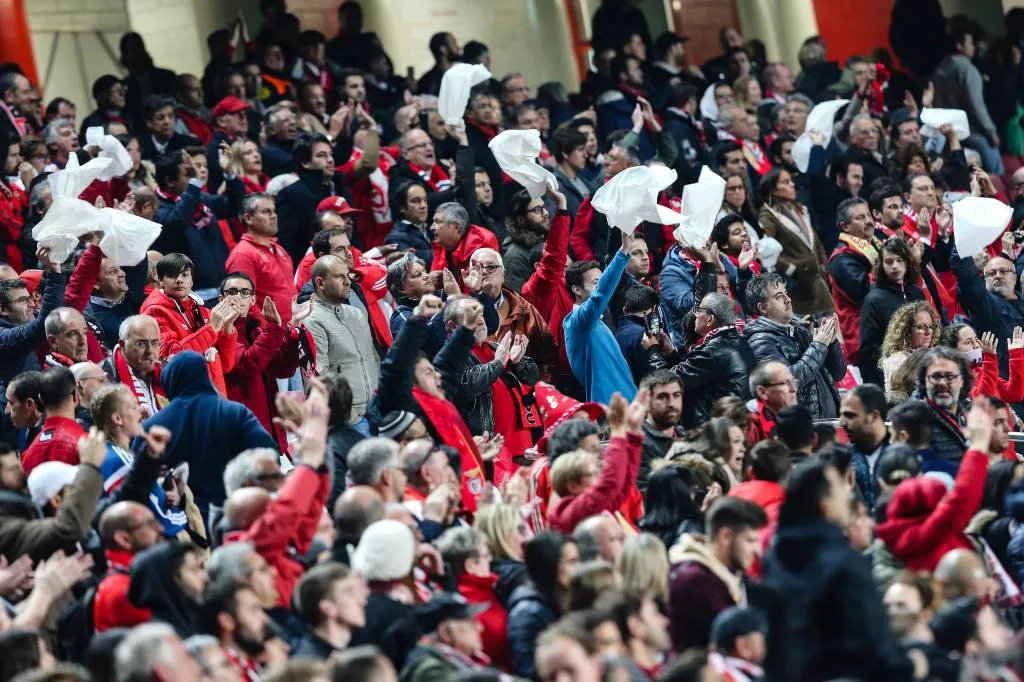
[709,606,767,652]
[212,96,250,119]
[27,461,79,508]
[316,196,361,215]
[415,592,488,633]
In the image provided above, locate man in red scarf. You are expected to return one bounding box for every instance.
[101,314,166,417]
[430,202,500,288]
[388,125,476,222]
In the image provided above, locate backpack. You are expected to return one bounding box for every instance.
[56,567,128,663]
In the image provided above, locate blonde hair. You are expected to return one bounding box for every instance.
[880,301,939,361]
[617,533,670,604]
[550,450,595,497]
[473,504,524,561]
[229,138,258,178]
[732,75,759,109]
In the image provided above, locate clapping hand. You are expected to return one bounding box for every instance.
[737,242,757,270]
[981,331,998,355]
[494,332,514,366]
[474,431,505,461]
[509,334,528,365]
[262,296,282,326]
[291,296,313,326]
[218,142,231,172]
[1010,327,1024,351]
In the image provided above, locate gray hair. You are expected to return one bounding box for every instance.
[114,623,179,682]
[348,437,400,486]
[836,196,869,228]
[610,141,641,167]
[848,113,874,136]
[208,541,256,584]
[434,526,487,574]
[44,307,81,336]
[183,634,221,659]
[717,105,743,133]
[749,360,787,396]
[118,314,159,342]
[469,247,503,269]
[264,103,295,133]
[785,93,813,111]
[441,294,473,326]
[744,273,786,316]
[43,117,74,145]
[240,192,271,217]
[435,201,469,234]
[701,292,735,326]
[386,252,426,299]
[29,179,51,215]
[223,448,280,495]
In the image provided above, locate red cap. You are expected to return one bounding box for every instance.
[533,382,605,454]
[18,270,42,295]
[316,196,361,215]
[212,96,250,118]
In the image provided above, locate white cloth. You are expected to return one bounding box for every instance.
[32,153,162,265]
[952,196,1012,258]
[699,84,720,122]
[672,166,725,247]
[792,99,849,173]
[85,127,133,181]
[591,165,683,234]
[438,63,492,124]
[920,108,971,140]
[488,129,558,199]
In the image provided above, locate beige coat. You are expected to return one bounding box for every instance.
[758,203,835,315]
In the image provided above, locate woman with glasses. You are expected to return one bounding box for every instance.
[859,237,927,390]
[878,300,939,396]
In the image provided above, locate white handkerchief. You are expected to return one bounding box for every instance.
[672,166,726,248]
[592,165,683,234]
[439,63,492,125]
[699,84,720,122]
[953,196,1012,258]
[792,99,849,173]
[488,129,558,199]
[920,108,970,140]
[85,126,133,181]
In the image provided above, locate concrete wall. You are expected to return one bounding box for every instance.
[737,0,819,68]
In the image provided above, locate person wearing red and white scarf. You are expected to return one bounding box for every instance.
[388,126,476,221]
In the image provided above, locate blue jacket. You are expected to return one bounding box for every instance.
[260,140,294,178]
[86,256,149,348]
[615,314,671,386]
[141,351,276,521]
[506,584,559,680]
[384,220,434,268]
[0,270,65,414]
[659,246,741,348]
[563,249,637,404]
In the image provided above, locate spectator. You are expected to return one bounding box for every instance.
[473,504,529,609]
[292,562,369,659]
[85,247,149,350]
[593,589,671,678]
[206,95,250,193]
[615,285,676,387]
[93,501,161,633]
[838,384,890,511]
[430,202,498,288]
[127,540,208,638]
[275,133,339,266]
[79,76,126,139]
[261,104,300,178]
[113,623,204,682]
[21,368,85,474]
[6,371,44,451]
[637,370,685,491]
[43,308,89,368]
[102,315,164,417]
[195,580,268,678]
[707,606,768,682]
[550,128,595,219]
[914,347,972,466]
[139,95,199,161]
[225,193,297,323]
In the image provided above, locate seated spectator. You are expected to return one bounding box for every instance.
[195,580,269,678]
[293,200,360,289]
[261,103,299,178]
[21,367,86,474]
[323,372,366,512]
[112,623,204,682]
[274,133,339,266]
[401,592,492,680]
[292,562,369,659]
[615,285,677,387]
[139,95,199,160]
[637,370,685,491]
[43,308,89,368]
[745,361,798,445]
[913,347,971,466]
[550,127,595,219]
[140,253,239,395]
[774,404,816,461]
[838,384,890,511]
[386,253,438,340]
[729,440,791,530]
[80,75,127,139]
[388,125,474,219]
[102,315,165,417]
[429,202,498,288]
[592,588,672,679]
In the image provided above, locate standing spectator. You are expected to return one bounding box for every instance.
[139,95,199,161]
[550,127,595,219]
[389,125,475,219]
[502,189,554,291]
[430,202,498,287]
[745,362,798,445]
[744,274,845,420]
[196,580,270,678]
[42,308,90,368]
[79,76,127,139]
[914,347,971,466]
[6,371,44,451]
[416,33,461,95]
[21,367,85,474]
[838,116,888,190]
[305,255,379,432]
[952,249,1024,376]
[667,497,767,652]
[102,315,165,417]
[93,501,162,632]
[838,384,890,511]
[225,193,297,323]
[638,371,685,491]
[206,95,250,193]
[85,247,149,350]
[761,459,915,680]
[174,74,212,146]
[261,104,299,178]
[292,562,369,659]
[878,301,938,396]
[275,133,339,266]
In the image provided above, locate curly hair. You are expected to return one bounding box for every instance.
[880,300,939,360]
[873,236,921,288]
[890,142,929,183]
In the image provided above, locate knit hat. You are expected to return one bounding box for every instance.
[27,461,78,508]
[351,519,416,581]
[18,270,42,295]
[378,411,417,440]
[533,382,604,455]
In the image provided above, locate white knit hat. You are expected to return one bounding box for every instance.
[27,461,78,508]
[351,519,416,581]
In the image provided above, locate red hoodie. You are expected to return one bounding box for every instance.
[430,224,500,286]
[549,433,643,533]
[457,572,510,671]
[93,548,150,632]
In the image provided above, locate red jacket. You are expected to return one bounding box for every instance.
[176,108,214,146]
[225,235,297,324]
[521,213,574,371]
[430,224,500,284]
[60,243,111,362]
[0,182,27,271]
[549,433,643,533]
[746,402,776,446]
[973,349,1024,404]
[21,416,84,474]
[225,311,301,452]
[457,572,510,671]
[225,464,330,608]
[139,289,237,395]
[93,548,150,632]
[570,196,598,262]
[729,480,785,526]
[874,448,988,571]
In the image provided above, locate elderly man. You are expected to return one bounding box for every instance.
[102,315,165,417]
[261,103,299,177]
[43,117,79,169]
[840,115,888,191]
[347,437,406,504]
[139,95,199,161]
[306,255,379,433]
[70,361,108,428]
[43,308,90,369]
[953,245,1024,375]
[671,292,755,428]
[389,125,475,217]
[469,246,558,383]
[746,361,799,445]
[827,197,881,373]
[0,71,36,139]
[745,274,845,420]
[717,104,770,177]
[574,514,626,563]
[94,501,162,632]
[401,592,490,681]
[114,623,204,682]
[430,201,499,287]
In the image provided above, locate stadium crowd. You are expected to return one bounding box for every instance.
[3,0,1024,680]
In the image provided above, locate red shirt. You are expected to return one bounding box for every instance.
[21,416,85,474]
[93,549,150,632]
[225,234,297,324]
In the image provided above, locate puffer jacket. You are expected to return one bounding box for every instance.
[506,584,560,679]
[671,327,756,428]
[659,245,743,348]
[743,316,845,419]
[874,448,988,571]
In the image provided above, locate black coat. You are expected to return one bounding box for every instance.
[859,281,926,383]
[261,140,295,178]
[466,125,506,223]
[350,593,421,669]
[384,220,434,268]
[761,518,915,682]
[140,132,200,161]
[744,316,846,419]
[387,144,476,222]
[839,147,889,194]
[663,109,707,190]
[275,168,336,268]
[671,327,756,428]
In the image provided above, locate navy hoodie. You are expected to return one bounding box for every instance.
[141,351,276,523]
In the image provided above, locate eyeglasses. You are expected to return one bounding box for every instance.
[693,306,710,315]
[130,339,161,351]
[405,142,432,153]
[926,372,962,384]
[474,264,503,274]
[985,268,1015,278]
[222,288,254,298]
[527,205,548,215]
[255,471,285,482]
[766,378,797,389]
[911,324,934,333]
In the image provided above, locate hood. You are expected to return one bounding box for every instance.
[161,351,216,399]
[874,477,948,548]
[667,534,743,603]
[127,541,199,636]
[770,518,845,573]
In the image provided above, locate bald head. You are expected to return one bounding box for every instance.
[333,485,384,538]
[99,501,154,550]
[934,548,988,601]
[225,487,273,531]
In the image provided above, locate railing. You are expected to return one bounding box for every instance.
[813,420,1024,443]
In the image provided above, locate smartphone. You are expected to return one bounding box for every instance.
[645,312,661,336]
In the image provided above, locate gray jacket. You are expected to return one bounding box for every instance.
[306,296,380,421]
[932,54,998,142]
[744,316,846,419]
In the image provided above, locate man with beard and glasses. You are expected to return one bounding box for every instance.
[637,370,684,492]
[667,497,767,653]
[913,347,971,466]
[198,581,269,680]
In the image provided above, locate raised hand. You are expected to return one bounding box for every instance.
[934,204,953,238]
[37,246,61,273]
[140,425,172,459]
[414,293,443,319]
[546,185,568,212]
[291,296,313,326]
[808,130,826,146]
[445,123,468,146]
[701,482,723,512]
[813,315,838,346]
[624,388,649,434]
[631,103,644,133]
[34,550,94,598]
[1010,327,1024,351]
[737,242,757,270]
[280,378,330,469]
[462,300,483,330]
[966,394,995,453]
[473,431,504,461]
[0,555,34,597]
[218,142,231,172]
[208,299,233,333]
[981,331,998,355]
[463,268,482,294]
[442,268,462,296]
[262,296,282,326]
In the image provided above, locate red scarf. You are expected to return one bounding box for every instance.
[155,186,215,232]
[113,345,166,416]
[412,386,485,513]
[466,118,501,141]
[725,252,761,276]
[407,162,451,193]
[687,324,735,353]
[222,646,260,682]
[240,174,268,193]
